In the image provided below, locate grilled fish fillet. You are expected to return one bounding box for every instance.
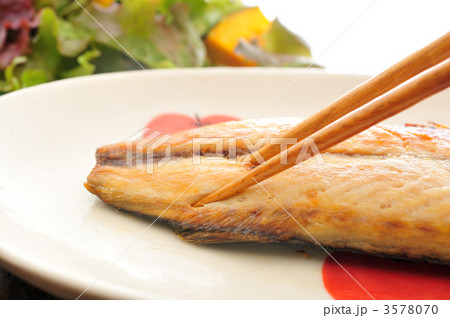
[85,118,450,263]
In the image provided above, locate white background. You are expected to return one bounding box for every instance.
[243,0,450,74]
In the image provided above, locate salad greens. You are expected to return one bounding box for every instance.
[0,0,318,94]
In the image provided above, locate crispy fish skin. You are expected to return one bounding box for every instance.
[96,118,450,166]
[85,118,450,263]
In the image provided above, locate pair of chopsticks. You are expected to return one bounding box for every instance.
[193,32,450,207]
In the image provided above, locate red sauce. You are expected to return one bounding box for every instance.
[322,252,450,300]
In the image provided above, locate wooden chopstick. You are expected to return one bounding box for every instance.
[193,58,450,207]
[244,31,450,165]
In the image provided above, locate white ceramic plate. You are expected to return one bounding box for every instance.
[0,69,448,299]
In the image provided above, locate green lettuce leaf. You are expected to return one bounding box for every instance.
[26,7,99,81]
[0,7,100,92]
[21,69,48,88]
[26,7,61,81]
[0,56,48,92]
[35,0,72,11]
[160,0,243,35]
[71,0,210,68]
[57,18,91,57]
[61,48,101,78]
[72,1,172,68]
[91,43,141,74]
[233,17,321,68]
[262,18,312,57]
[235,40,318,67]
[35,0,89,17]
[152,3,206,67]
[1,56,28,92]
